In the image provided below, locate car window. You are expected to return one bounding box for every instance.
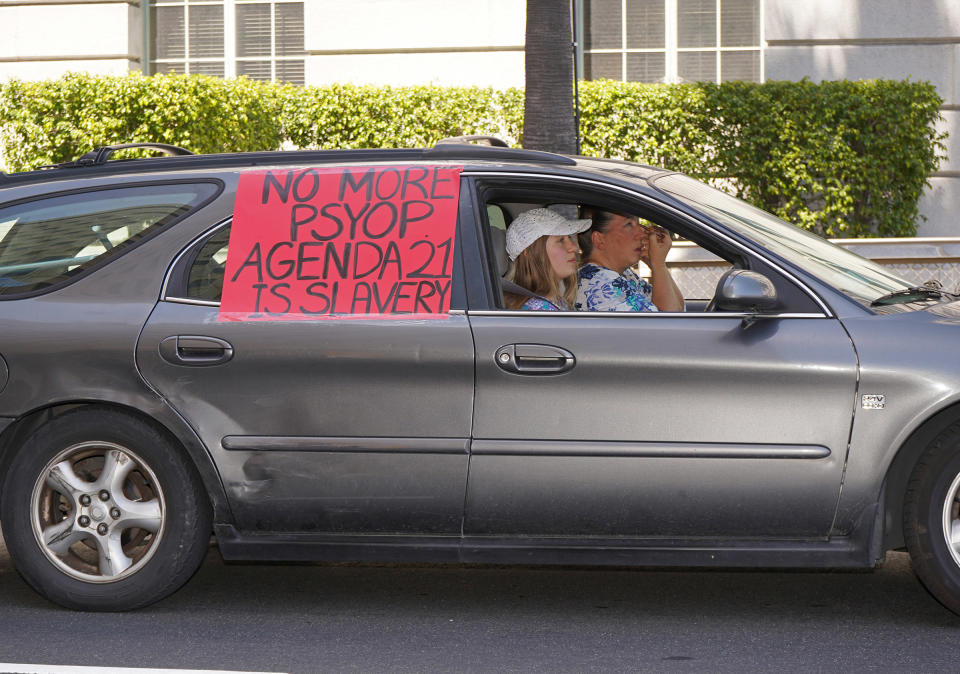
[185,224,230,302]
[173,166,466,320]
[483,198,738,312]
[0,183,219,297]
[655,173,912,308]
[179,218,470,313]
[662,237,734,305]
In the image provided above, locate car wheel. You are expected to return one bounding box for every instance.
[904,422,960,615]
[0,408,212,611]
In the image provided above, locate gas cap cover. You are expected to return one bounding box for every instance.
[0,354,7,394]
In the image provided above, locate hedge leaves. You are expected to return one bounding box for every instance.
[0,72,944,237]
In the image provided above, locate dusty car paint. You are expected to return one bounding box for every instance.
[1,145,960,611]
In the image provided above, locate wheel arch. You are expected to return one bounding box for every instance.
[882,402,960,551]
[0,400,232,524]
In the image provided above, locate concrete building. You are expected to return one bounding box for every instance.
[0,0,956,233]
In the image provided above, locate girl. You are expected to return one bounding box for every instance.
[502,208,591,311]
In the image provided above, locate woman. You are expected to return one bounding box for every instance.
[576,207,684,312]
[502,208,592,311]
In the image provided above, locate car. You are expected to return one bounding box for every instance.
[1,139,960,612]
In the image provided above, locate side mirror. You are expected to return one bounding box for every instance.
[711,269,778,312]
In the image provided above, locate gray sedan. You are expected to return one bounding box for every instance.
[0,142,958,613]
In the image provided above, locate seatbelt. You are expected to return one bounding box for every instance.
[500,279,540,300]
[500,279,563,310]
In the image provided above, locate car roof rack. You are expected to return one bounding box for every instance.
[0,140,577,185]
[42,143,195,169]
[426,137,575,165]
[435,135,510,147]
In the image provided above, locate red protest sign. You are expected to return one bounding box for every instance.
[219,165,461,321]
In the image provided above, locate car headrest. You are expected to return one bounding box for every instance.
[489,224,510,277]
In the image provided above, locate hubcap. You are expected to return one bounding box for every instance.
[943,471,960,569]
[30,441,166,583]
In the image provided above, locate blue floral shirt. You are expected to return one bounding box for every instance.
[575,263,657,312]
[521,295,568,311]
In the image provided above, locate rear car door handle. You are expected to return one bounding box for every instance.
[494,343,576,375]
[159,335,234,366]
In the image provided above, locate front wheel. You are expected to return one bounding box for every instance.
[0,409,212,610]
[904,422,960,615]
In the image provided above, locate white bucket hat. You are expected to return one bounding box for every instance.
[505,208,592,261]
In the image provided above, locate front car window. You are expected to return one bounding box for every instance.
[0,183,219,297]
[654,173,914,308]
[479,190,739,312]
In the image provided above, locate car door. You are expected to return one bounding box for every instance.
[461,175,859,540]
[136,165,475,536]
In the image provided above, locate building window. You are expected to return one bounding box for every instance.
[582,0,762,83]
[150,0,305,85]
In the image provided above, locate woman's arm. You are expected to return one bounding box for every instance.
[645,230,685,312]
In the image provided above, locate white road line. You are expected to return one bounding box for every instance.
[0,666,286,674]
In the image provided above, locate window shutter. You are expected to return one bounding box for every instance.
[275,2,304,56]
[721,0,759,47]
[678,51,716,81]
[627,53,665,82]
[152,6,185,60]
[237,3,271,57]
[585,0,623,50]
[627,0,665,49]
[188,4,224,58]
[721,51,759,82]
[237,60,272,81]
[276,60,305,86]
[678,0,717,48]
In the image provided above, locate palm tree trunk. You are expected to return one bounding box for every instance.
[523,0,577,154]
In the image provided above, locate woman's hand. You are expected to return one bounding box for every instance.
[640,225,671,267]
[641,226,684,312]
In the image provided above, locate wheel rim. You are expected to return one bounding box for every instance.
[30,441,166,583]
[943,470,960,569]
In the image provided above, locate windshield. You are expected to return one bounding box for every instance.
[654,173,918,308]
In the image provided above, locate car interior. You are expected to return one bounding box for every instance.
[480,194,737,313]
[176,182,826,315]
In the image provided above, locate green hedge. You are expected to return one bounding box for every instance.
[0,72,944,237]
[279,82,524,150]
[0,73,284,169]
[578,79,946,237]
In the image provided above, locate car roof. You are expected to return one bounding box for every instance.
[0,142,670,188]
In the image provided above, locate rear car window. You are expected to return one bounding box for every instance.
[186,224,230,302]
[0,182,219,297]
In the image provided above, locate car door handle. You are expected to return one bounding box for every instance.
[494,343,576,375]
[159,335,234,366]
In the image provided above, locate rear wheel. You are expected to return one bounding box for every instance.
[0,408,212,610]
[904,422,960,615]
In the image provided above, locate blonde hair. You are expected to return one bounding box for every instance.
[503,236,578,310]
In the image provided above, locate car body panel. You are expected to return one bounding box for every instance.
[465,312,858,538]
[136,300,475,534]
[131,164,476,535]
[832,308,960,533]
[0,146,957,579]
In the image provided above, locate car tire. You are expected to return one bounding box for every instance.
[904,421,960,615]
[0,408,212,611]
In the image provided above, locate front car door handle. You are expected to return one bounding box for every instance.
[159,335,234,366]
[495,343,576,375]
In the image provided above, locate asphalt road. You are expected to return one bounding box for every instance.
[0,537,958,674]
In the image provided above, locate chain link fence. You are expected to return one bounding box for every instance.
[665,238,960,300]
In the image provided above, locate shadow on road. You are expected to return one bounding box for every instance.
[0,536,957,673]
